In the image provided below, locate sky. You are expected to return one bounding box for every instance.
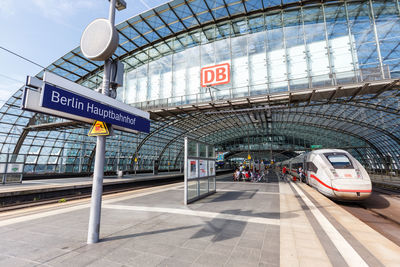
[0,0,168,106]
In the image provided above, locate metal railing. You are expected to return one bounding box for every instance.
[369,173,400,183]
[129,66,391,110]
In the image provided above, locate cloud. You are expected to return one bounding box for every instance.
[138,0,151,9]
[0,84,22,104]
[0,74,25,104]
[0,0,17,17]
[31,0,96,22]
[29,0,98,32]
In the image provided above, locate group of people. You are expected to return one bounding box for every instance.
[281,166,305,181]
[233,164,267,182]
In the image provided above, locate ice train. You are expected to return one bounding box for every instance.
[281,149,371,201]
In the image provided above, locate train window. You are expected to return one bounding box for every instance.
[292,163,303,170]
[324,153,353,169]
[306,162,318,173]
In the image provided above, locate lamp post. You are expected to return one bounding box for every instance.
[81,0,126,244]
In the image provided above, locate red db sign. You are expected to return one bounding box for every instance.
[201,63,230,87]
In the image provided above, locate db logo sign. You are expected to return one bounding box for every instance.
[201,63,230,87]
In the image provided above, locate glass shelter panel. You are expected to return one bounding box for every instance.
[184,137,216,204]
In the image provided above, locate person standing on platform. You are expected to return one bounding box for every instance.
[282,166,287,180]
[298,166,305,182]
[233,169,240,181]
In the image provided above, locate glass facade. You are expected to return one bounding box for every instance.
[124,0,399,109]
[0,0,399,176]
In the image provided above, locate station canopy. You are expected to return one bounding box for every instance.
[0,0,400,174]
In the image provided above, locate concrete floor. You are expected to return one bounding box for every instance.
[0,172,399,266]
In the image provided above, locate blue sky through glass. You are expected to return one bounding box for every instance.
[0,0,168,105]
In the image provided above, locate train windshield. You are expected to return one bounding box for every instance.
[324,153,353,169]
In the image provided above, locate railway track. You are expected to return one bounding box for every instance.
[0,176,182,212]
[339,186,400,246]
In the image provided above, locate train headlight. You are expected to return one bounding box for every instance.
[330,169,339,178]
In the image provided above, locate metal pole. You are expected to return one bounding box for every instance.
[108,0,116,25]
[87,0,116,244]
[87,135,106,244]
[184,137,188,205]
[117,134,121,173]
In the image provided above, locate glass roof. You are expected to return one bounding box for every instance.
[37,0,351,85]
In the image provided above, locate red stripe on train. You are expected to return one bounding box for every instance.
[309,174,371,193]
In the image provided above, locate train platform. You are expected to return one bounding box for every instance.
[0,171,183,197]
[0,171,189,208]
[0,170,235,198]
[0,173,400,266]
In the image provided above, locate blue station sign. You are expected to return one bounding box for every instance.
[41,83,150,133]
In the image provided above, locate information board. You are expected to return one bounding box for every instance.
[184,137,216,205]
[199,160,207,177]
[188,160,198,179]
[0,159,24,184]
[208,160,215,176]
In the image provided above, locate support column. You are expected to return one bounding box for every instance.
[369,0,385,79]
[322,4,336,85]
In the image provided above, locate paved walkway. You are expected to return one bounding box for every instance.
[0,172,399,266]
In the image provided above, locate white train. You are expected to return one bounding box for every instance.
[281,149,371,201]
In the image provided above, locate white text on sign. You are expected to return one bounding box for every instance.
[201,63,230,87]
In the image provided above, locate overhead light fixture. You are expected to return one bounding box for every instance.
[109,0,127,11]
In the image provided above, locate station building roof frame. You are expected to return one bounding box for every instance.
[1,0,400,175]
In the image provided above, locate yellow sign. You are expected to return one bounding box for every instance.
[248,154,251,160]
[134,157,138,162]
[88,121,109,136]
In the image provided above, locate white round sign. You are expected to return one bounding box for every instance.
[81,18,119,61]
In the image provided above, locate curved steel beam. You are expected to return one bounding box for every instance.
[12,128,29,155]
[211,126,357,148]
[172,123,384,170]
[352,147,368,167]
[336,100,400,116]
[131,110,236,164]
[277,110,400,147]
[132,112,247,165]
[157,120,380,168]
[76,0,334,84]
[12,114,40,156]
[160,114,366,160]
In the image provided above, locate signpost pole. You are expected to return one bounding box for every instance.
[87,135,106,243]
[184,137,188,205]
[87,0,116,244]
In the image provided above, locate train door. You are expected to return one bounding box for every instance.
[301,158,306,182]
[306,154,318,186]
